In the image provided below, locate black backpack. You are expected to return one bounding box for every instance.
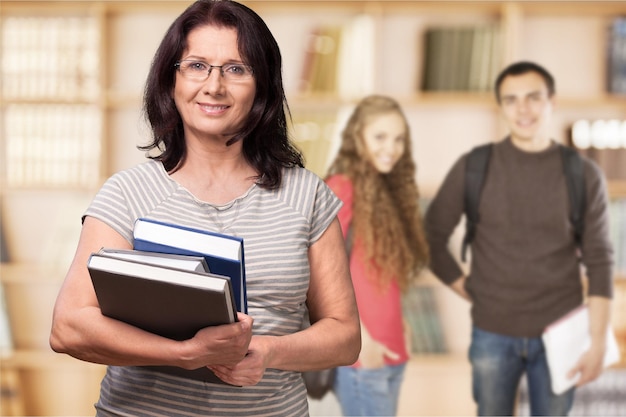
[461,142,586,262]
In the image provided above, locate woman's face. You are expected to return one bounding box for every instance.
[173,25,256,143]
[361,112,406,173]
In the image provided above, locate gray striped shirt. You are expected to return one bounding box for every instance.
[85,160,341,417]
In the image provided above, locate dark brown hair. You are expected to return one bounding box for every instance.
[494,61,556,104]
[141,0,303,189]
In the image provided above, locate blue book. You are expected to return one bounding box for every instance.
[132,217,247,314]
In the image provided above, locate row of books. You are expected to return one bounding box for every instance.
[299,20,502,96]
[571,119,626,150]
[1,16,100,100]
[402,285,447,354]
[570,119,626,181]
[4,104,101,188]
[421,25,502,92]
[608,17,626,95]
[578,148,626,182]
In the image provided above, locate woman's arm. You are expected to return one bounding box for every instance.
[50,216,252,370]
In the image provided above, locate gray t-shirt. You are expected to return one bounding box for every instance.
[85,160,341,417]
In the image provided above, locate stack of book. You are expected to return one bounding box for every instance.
[88,218,247,384]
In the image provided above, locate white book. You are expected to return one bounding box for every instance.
[97,248,210,273]
[542,304,621,395]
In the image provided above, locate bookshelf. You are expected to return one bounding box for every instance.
[1,1,625,415]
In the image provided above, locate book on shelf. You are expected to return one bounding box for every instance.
[3,15,102,189]
[616,197,626,276]
[542,304,620,395]
[0,283,13,358]
[421,24,501,93]
[421,27,445,91]
[336,15,375,99]
[608,17,626,95]
[1,16,100,101]
[88,248,238,384]
[610,196,626,278]
[402,285,447,354]
[299,25,342,94]
[133,217,247,314]
[5,104,101,188]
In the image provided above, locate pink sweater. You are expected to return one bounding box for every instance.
[326,174,409,367]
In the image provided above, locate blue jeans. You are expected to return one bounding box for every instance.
[469,326,575,416]
[334,363,406,416]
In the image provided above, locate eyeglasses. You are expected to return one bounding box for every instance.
[175,60,254,82]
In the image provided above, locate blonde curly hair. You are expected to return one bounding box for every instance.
[326,95,429,291]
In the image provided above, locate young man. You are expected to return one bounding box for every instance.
[424,61,614,416]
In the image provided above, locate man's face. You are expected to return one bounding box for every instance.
[498,71,554,145]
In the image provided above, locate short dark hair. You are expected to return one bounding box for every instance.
[142,0,303,189]
[494,61,555,104]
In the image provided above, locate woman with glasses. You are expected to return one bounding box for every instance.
[325,95,430,416]
[49,1,360,415]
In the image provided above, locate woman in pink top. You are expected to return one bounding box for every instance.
[325,95,429,416]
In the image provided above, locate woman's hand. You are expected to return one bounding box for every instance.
[209,334,270,386]
[179,312,253,371]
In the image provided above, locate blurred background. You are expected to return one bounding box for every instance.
[1,1,625,415]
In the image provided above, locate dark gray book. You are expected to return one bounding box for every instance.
[88,251,238,384]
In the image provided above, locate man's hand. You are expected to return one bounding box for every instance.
[568,343,605,387]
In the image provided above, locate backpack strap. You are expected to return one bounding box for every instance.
[559,145,586,248]
[462,143,493,262]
